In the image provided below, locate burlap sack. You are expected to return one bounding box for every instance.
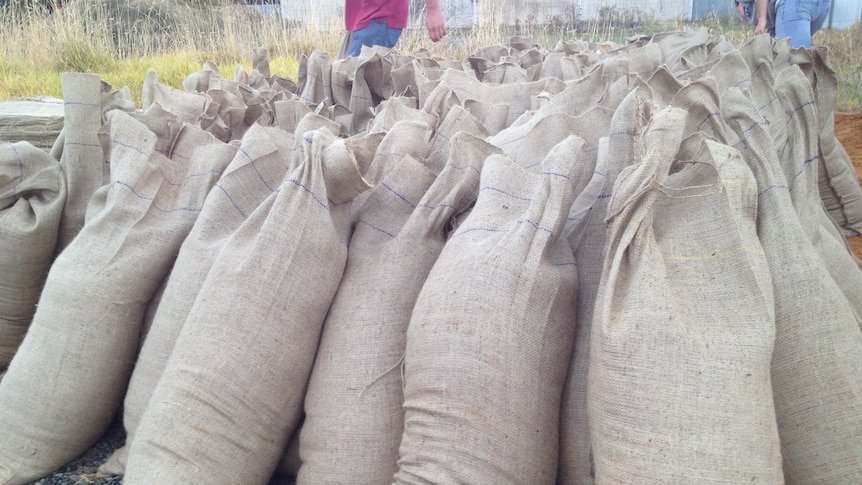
[390,59,435,106]
[461,97,510,135]
[394,136,586,484]
[677,48,751,95]
[100,120,326,476]
[609,42,663,79]
[769,67,862,330]
[802,48,862,235]
[350,119,435,214]
[349,46,397,134]
[273,98,313,133]
[558,86,653,485]
[438,68,565,128]
[487,108,613,172]
[123,128,371,485]
[368,97,437,134]
[425,104,491,173]
[0,143,65,372]
[0,110,230,485]
[298,51,334,107]
[142,70,213,126]
[531,59,627,118]
[587,106,783,484]
[298,133,493,485]
[182,60,221,93]
[720,86,862,484]
[54,73,130,253]
[331,56,359,107]
[649,27,712,74]
[737,36,787,147]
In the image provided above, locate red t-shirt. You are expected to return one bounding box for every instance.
[345,0,410,31]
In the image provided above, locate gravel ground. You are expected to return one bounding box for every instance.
[22,420,297,485]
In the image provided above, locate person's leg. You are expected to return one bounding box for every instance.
[775,0,829,48]
[347,19,403,57]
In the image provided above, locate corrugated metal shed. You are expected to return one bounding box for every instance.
[827,0,862,28]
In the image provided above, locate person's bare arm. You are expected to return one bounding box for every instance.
[736,2,747,20]
[754,0,768,35]
[424,0,447,42]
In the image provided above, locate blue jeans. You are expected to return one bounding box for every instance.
[775,0,831,49]
[348,19,403,57]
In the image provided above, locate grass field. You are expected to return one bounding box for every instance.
[1,0,860,111]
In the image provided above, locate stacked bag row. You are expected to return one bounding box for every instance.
[0,27,861,485]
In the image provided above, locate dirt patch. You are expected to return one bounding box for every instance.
[834,112,862,264]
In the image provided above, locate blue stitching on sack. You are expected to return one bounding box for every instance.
[239,147,277,192]
[416,201,455,210]
[444,164,481,175]
[65,141,101,148]
[522,218,553,234]
[114,140,148,157]
[480,186,532,201]
[64,100,100,108]
[785,101,816,126]
[758,97,779,111]
[697,112,721,131]
[284,177,330,211]
[788,155,819,190]
[356,219,396,237]
[112,180,202,213]
[381,182,416,208]
[541,171,571,180]
[608,129,636,138]
[757,183,788,196]
[450,226,507,237]
[213,183,246,217]
[170,151,191,161]
[158,167,224,187]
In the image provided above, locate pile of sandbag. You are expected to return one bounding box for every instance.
[0,27,861,485]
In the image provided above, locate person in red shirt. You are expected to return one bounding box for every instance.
[344,0,447,57]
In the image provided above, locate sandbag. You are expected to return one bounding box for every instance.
[558,86,653,485]
[394,135,585,484]
[123,128,370,485]
[720,85,862,484]
[298,132,493,484]
[54,73,135,253]
[0,143,65,372]
[587,106,783,484]
[100,119,331,476]
[768,67,862,322]
[0,110,230,485]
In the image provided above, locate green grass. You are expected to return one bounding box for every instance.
[1,0,860,111]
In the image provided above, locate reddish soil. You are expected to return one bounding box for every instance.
[834,112,862,265]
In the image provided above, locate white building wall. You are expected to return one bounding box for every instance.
[279,0,344,29]
[574,0,690,21]
[826,0,862,29]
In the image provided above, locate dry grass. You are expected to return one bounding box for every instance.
[1,0,860,111]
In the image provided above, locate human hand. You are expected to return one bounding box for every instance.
[426,7,447,42]
[755,18,768,35]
